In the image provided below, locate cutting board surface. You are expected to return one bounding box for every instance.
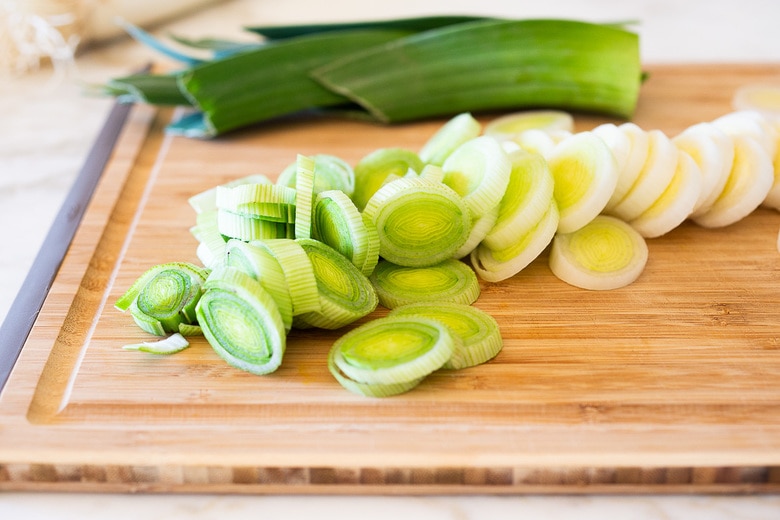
[2,64,780,494]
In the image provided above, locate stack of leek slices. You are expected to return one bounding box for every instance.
[116,94,780,395]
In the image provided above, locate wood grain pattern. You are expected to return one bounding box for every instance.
[1,64,780,494]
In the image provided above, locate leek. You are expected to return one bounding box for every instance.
[352,148,424,211]
[389,302,502,370]
[122,333,190,355]
[196,266,287,375]
[115,262,209,336]
[328,315,455,388]
[362,177,472,267]
[313,19,641,123]
[418,112,482,166]
[294,239,378,330]
[549,215,648,291]
[369,258,480,309]
[277,154,356,197]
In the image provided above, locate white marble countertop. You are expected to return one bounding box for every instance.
[2,0,780,518]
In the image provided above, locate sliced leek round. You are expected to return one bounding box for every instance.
[483,110,574,142]
[711,110,777,158]
[278,153,356,197]
[196,266,287,375]
[732,83,780,116]
[418,112,482,166]
[547,131,618,233]
[441,135,512,218]
[352,147,424,211]
[692,135,774,228]
[629,150,702,238]
[251,238,321,316]
[225,239,294,331]
[115,262,209,336]
[312,189,378,273]
[294,154,316,240]
[189,173,273,215]
[481,148,555,249]
[470,200,559,282]
[369,258,480,309]
[604,122,650,212]
[329,315,455,386]
[609,129,679,222]
[672,122,734,216]
[294,238,378,330]
[549,215,648,291]
[390,302,502,370]
[453,204,499,259]
[328,347,425,397]
[362,177,472,267]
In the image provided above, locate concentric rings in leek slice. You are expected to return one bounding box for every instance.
[369,258,480,309]
[327,346,425,397]
[115,262,209,336]
[547,130,619,233]
[294,238,378,330]
[312,189,378,275]
[549,214,648,291]
[363,177,472,267]
[390,302,502,370]
[196,266,286,375]
[470,200,559,283]
[329,315,455,386]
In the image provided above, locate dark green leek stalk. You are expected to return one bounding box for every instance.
[174,29,414,137]
[313,19,642,123]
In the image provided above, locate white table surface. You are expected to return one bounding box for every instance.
[2,0,780,518]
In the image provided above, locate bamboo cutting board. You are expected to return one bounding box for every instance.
[2,64,780,494]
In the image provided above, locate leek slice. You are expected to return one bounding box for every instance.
[629,150,703,238]
[549,215,648,291]
[189,174,273,214]
[362,177,472,267]
[196,266,286,375]
[470,201,559,283]
[418,112,482,166]
[216,183,297,222]
[512,128,570,158]
[328,347,426,397]
[312,189,377,273]
[293,239,378,330]
[190,210,228,269]
[294,154,316,240]
[547,131,619,233]
[692,135,774,228]
[329,315,455,386]
[604,122,650,212]
[441,135,512,218]
[672,122,734,216]
[369,258,480,309]
[609,129,679,222]
[483,110,574,142]
[312,19,641,123]
[481,149,555,249]
[115,262,209,336]
[352,148,424,211]
[217,210,292,241]
[224,240,294,331]
[712,110,777,158]
[122,333,190,355]
[390,302,502,370]
[251,239,321,316]
[453,205,500,259]
[732,84,780,116]
[278,154,355,197]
